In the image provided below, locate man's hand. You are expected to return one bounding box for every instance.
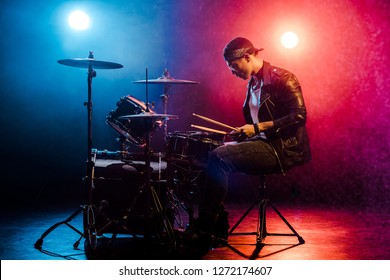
[232,121,274,138]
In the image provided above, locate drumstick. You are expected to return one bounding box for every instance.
[193,113,238,131]
[191,124,227,134]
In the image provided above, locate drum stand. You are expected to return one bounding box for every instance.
[83,69,176,257]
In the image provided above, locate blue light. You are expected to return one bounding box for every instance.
[68,10,91,31]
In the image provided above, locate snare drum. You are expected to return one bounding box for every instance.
[165,131,224,163]
[106,95,162,146]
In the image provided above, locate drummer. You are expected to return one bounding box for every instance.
[191,37,311,247]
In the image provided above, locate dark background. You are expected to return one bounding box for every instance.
[0,0,389,211]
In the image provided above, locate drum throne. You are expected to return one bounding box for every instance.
[228,174,305,248]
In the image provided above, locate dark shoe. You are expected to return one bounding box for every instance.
[174,226,211,258]
[213,210,230,240]
[184,218,212,244]
[210,236,228,247]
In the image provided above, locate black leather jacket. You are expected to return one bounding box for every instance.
[243,61,311,172]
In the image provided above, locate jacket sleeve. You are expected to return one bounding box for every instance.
[272,73,307,133]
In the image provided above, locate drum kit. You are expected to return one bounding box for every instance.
[35,52,235,258]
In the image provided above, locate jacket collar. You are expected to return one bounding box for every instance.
[245,61,272,105]
[261,61,272,87]
[247,60,272,89]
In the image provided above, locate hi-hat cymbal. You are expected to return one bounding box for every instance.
[119,112,178,120]
[133,76,199,84]
[58,58,123,69]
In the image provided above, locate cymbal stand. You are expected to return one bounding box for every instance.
[97,69,176,247]
[143,68,175,246]
[34,52,97,251]
[160,69,172,138]
[94,68,167,241]
[84,52,98,245]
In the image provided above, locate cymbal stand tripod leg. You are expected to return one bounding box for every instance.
[34,206,85,250]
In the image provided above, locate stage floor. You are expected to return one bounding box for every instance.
[1,203,389,260]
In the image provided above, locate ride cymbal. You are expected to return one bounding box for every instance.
[58,58,123,69]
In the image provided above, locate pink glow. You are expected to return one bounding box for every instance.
[167,0,390,206]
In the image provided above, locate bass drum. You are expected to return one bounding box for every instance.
[87,149,167,236]
[106,95,162,146]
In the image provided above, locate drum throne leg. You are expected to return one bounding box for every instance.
[229,175,305,246]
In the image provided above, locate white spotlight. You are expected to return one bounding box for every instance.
[68,10,90,31]
[281,32,299,49]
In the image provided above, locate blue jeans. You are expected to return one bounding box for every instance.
[199,138,280,218]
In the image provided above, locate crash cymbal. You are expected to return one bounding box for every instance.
[118,112,178,120]
[58,58,123,69]
[133,76,199,84]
